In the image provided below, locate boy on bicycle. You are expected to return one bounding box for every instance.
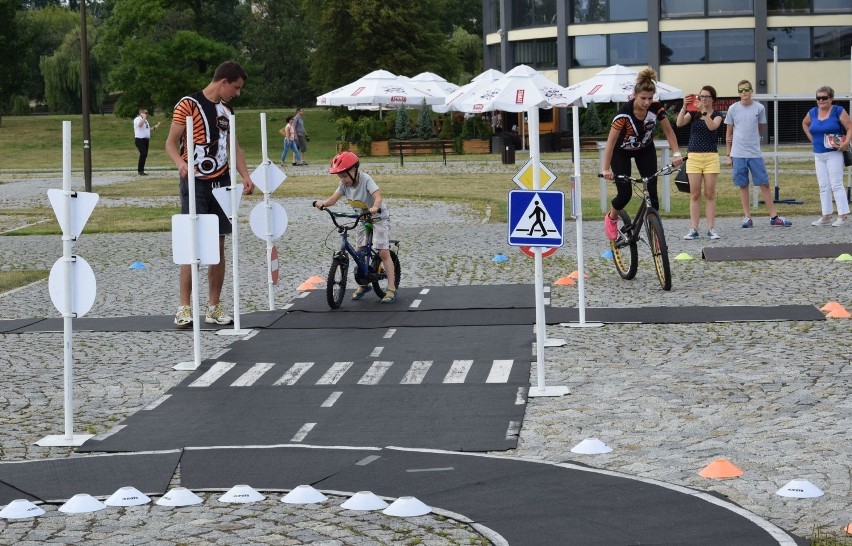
[313,151,397,303]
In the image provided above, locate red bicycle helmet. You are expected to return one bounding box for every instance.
[329,151,360,174]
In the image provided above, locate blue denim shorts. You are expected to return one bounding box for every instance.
[731,157,769,187]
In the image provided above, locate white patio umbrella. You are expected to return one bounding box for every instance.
[409,72,460,99]
[450,64,578,398]
[316,69,443,114]
[562,65,683,328]
[433,69,504,114]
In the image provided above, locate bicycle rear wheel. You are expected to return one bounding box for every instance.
[326,257,348,308]
[370,250,401,299]
[645,210,672,291]
[610,210,638,280]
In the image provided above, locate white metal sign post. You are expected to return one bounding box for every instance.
[212,114,249,336]
[249,113,288,311]
[508,107,568,398]
[38,121,98,447]
[173,117,221,371]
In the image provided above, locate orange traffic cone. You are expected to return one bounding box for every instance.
[568,270,589,280]
[826,306,850,319]
[698,458,743,479]
[554,276,575,286]
[844,522,852,536]
[820,301,843,312]
[297,276,325,291]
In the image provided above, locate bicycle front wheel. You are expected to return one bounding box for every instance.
[370,250,401,299]
[326,257,348,308]
[610,210,638,280]
[645,210,672,291]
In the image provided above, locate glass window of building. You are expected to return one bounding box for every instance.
[610,33,648,65]
[608,0,647,21]
[708,0,753,15]
[512,0,558,28]
[514,39,558,68]
[660,0,703,17]
[769,0,852,13]
[573,0,608,23]
[767,27,810,59]
[813,0,852,13]
[813,26,852,59]
[572,35,607,66]
[708,29,754,61]
[660,31,706,63]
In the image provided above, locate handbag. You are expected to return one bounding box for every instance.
[843,147,852,167]
[674,159,690,193]
[828,106,852,167]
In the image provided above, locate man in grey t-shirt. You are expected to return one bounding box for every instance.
[294,108,308,165]
[725,79,791,228]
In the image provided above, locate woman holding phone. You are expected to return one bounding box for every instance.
[676,85,723,240]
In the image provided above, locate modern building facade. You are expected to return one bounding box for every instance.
[481,0,852,141]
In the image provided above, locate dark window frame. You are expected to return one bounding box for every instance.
[767,0,852,15]
[661,0,754,18]
[571,0,648,24]
[767,26,852,60]
[513,38,559,69]
[571,33,648,67]
[659,29,755,64]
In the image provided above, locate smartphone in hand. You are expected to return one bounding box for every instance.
[685,94,699,113]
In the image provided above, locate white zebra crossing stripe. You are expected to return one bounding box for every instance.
[443,360,473,383]
[383,328,397,339]
[410,299,422,308]
[290,422,315,442]
[370,346,384,357]
[401,361,433,384]
[358,361,393,384]
[486,360,514,383]
[317,362,354,385]
[321,391,342,407]
[419,288,430,294]
[189,361,235,387]
[230,362,275,387]
[273,362,314,386]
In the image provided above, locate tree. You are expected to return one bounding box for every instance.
[580,101,603,136]
[445,25,482,85]
[40,25,104,114]
[308,0,461,93]
[0,0,27,115]
[394,107,413,140]
[416,100,433,139]
[17,5,80,106]
[240,0,314,107]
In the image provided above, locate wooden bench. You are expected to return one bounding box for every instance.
[391,140,455,166]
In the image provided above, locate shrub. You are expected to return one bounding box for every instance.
[394,107,414,140]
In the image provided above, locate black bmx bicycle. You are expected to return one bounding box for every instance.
[598,163,679,291]
[314,202,401,309]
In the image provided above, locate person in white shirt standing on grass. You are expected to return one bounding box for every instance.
[724,79,791,228]
[134,108,160,176]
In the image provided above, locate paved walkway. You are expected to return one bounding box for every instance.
[0,164,850,544]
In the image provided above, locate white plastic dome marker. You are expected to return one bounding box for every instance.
[219,484,265,504]
[105,486,151,507]
[0,499,45,519]
[281,485,328,505]
[775,479,824,498]
[156,487,203,507]
[570,438,613,455]
[340,491,388,511]
[383,496,431,517]
[58,493,106,514]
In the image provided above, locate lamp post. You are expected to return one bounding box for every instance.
[80,0,92,192]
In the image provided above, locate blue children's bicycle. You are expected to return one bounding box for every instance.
[314,201,401,309]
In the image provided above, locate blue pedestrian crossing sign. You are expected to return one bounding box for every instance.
[508,190,564,247]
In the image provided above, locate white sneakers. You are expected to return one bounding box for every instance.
[812,216,848,227]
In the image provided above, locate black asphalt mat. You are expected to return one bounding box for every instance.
[269,307,535,329]
[78,385,524,453]
[181,446,803,546]
[0,451,180,504]
[550,304,824,323]
[287,284,536,312]
[10,310,286,333]
[702,243,852,261]
[0,317,45,333]
[222,325,534,363]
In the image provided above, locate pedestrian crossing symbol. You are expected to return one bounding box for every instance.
[508,190,564,247]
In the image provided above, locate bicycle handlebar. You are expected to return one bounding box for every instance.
[312,201,380,232]
[597,161,684,183]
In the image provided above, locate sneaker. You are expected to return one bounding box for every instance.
[174,306,192,327]
[741,217,753,228]
[811,217,832,226]
[770,215,792,227]
[832,217,847,227]
[683,229,700,240]
[604,214,619,241]
[205,304,233,325]
[707,229,720,240]
[380,289,396,304]
[352,284,372,300]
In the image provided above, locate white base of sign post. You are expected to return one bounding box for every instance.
[35,433,94,447]
[216,328,253,337]
[528,386,570,397]
[173,361,199,371]
[562,322,605,329]
[543,338,566,347]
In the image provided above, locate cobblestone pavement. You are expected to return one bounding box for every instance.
[0,162,850,544]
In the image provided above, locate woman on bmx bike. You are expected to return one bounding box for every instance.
[313,151,398,303]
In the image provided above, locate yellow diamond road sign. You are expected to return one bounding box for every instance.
[513,158,557,190]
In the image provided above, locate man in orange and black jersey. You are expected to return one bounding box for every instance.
[165,60,256,328]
